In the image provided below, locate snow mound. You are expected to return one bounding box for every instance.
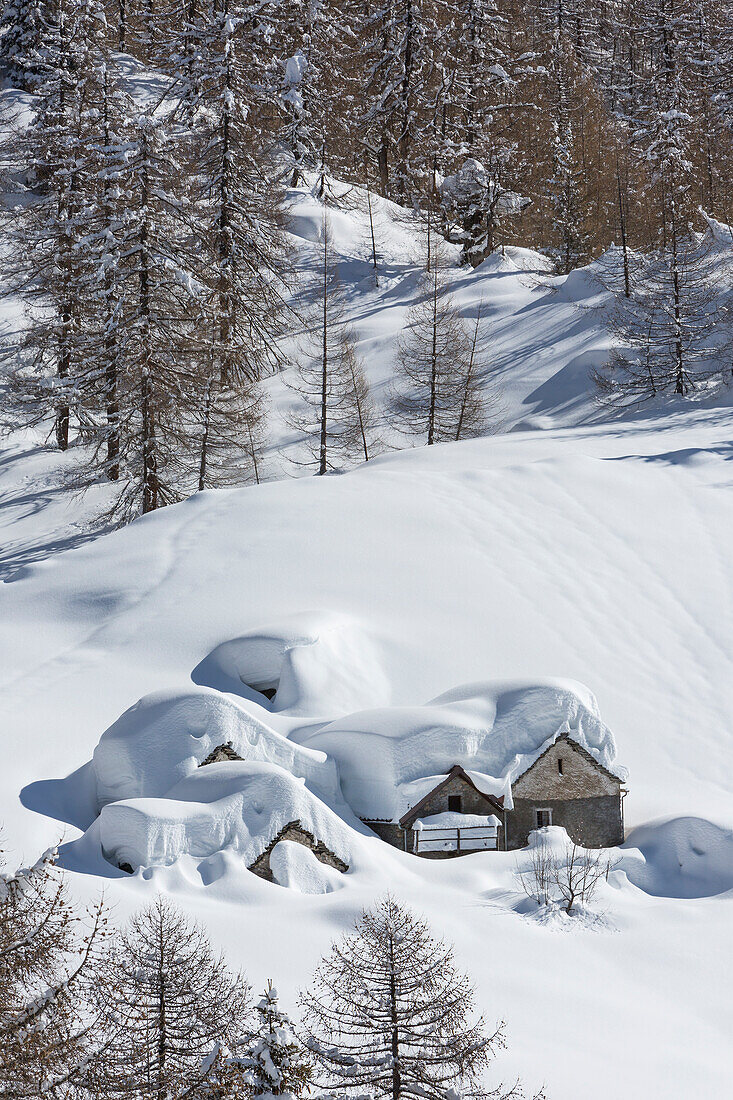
[91,686,341,810]
[192,614,391,716]
[91,760,358,873]
[295,679,622,821]
[284,178,419,266]
[269,840,345,894]
[621,818,733,899]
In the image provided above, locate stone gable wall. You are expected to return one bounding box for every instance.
[407,773,499,821]
[512,739,619,800]
[248,820,348,882]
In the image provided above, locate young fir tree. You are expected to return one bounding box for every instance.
[288,216,377,473]
[96,896,251,1099]
[247,981,312,1097]
[300,895,511,1100]
[391,246,491,444]
[183,362,269,492]
[0,844,107,1097]
[454,300,501,440]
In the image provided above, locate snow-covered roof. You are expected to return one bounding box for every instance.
[296,679,625,821]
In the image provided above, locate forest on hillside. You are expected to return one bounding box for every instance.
[0,0,731,517]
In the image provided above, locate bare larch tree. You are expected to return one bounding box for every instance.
[299,894,514,1100]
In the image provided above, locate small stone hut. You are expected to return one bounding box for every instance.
[506,732,626,848]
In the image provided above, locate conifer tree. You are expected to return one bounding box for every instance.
[288,215,377,472]
[1,0,110,451]
[391,249,490,444]
[182,0,291,386]
[95,896,251,1099]
[248,981,312,1097]
[0,844,107,1096]
[594,228,727,403]
[0,0,48,89]
[300,895,510,1100]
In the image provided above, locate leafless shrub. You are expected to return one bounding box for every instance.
[516,835,556,906]
[517,835,618,914]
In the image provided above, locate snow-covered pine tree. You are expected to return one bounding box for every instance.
[95,896,251,1099]
[155,0,214,121]
[1,0,110,452]
[356,0,451,205]
[181,0,291,387]
[0,845,108,1096]
[247,980,312,1097]
[80,46,130,483]
[287,215,376,472]
[300,894,511,1100]
[543,0,589,272]
[435,0,515,177]
[99,106,199,517]
[0,0,48,89]
[683,1,732,217]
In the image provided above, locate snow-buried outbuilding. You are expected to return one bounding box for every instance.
[97,761,357,880]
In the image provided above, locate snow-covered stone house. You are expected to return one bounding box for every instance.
[361,734,627,856]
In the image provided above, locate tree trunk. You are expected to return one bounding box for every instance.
[616,165,630,298]
[198,378,212,491]
[138,138,158,513]
[669,198,686,395]
[388,928,401,1100]
[319,222,329,475]
[427,271,438,445]
[102,69,119,479]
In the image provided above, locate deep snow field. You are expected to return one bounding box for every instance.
[1,183,733,1099]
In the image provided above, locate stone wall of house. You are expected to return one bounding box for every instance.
[362,821,406,849]
[507,795,624,848]
[512,737,618,800]
[508,737,624,848]
[248,820,348,882]
[408,773,500,819]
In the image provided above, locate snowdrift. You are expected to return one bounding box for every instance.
[91,686,342,811]
[93,760,360,874]
[191,614,391,716]
[297,679,623,820]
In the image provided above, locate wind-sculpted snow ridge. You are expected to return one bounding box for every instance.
[91,686,342,812]
[296,679,623,821]
[192,612,392,716]
[92,761,363,876]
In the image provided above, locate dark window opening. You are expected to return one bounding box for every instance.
[535,809,552,828]
[448,795,462,813]
[558,758,564,775]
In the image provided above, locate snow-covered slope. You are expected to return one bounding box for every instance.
[1,188,732,1100]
